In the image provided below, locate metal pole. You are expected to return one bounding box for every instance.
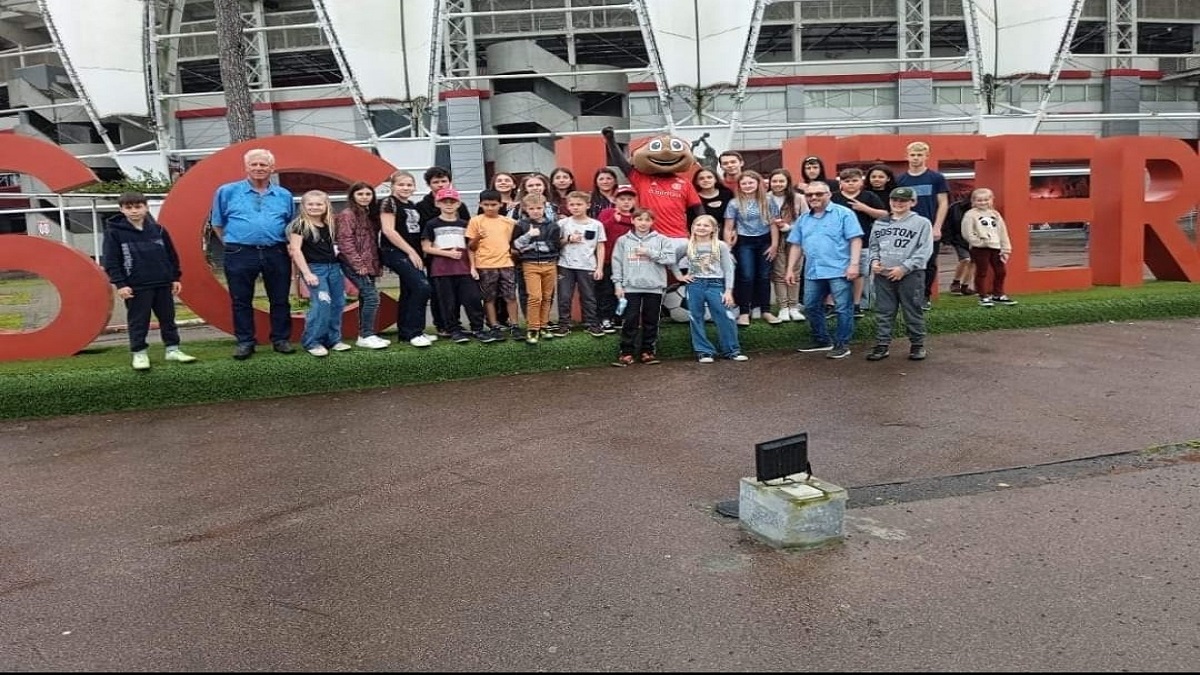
[57,194,67,245]
[90,199,101,262]
[438,67,649,82]
[447,4,632,18]
[152,22,321,41]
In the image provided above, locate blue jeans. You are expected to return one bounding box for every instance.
[223,243,292,346]
[380,248,432,340]
[341,265,381,338]
[733,234,772,313]
[803,276,854,347]
[301,262,345,349]
[687,279,741,358]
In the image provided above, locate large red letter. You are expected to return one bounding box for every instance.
[158,136,399,343]
[974,135,1096,292]
[0,135,111,361]
[1091,136,1200,285]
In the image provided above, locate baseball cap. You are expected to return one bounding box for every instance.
[614,184,637,197]
[435,187,460,201]
[889,186,916,201]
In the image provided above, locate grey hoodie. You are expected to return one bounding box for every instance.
[610,229,679,293]
[868,211,933,274]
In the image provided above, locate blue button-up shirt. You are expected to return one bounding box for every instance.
[788,202,863,280]
[210,179,295,246]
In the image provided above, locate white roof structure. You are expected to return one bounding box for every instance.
[0,0,1197,174]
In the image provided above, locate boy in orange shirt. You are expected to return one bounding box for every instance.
[466,189,519,342]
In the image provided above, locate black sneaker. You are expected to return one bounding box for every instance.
[853,305,865,318]
[824,304,836,319]
[451,331,471,344]
[922,300,932,311]
[909,345,927,361]
[950,280,962,295]
[587,325,606,338]
[601,319,617,334]
[866,344,890,361]
[477,328,499,344]
[994,295,1018,305]
[272,340,295,354]
[796,342,834,353]
[506,324,522,340]
[552,324,571,337]
[233,343,255,360]
[827,345,851,359]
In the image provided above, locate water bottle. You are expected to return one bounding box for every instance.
[616,297,628,316]
[726,306,739,321]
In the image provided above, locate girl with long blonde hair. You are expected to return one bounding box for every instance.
[287,190,348,356]
[678,215,746,362]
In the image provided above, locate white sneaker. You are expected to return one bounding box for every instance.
[356,335,390,349]
[423,333,439,342]
[164,349,196,363]
[778,307,792,322]
[729,353,749,362]
[409,335,432,348]
[697,355,715,364]
[791,308,806,322]
[131,352,150,370]
[307,345,329,357]
[330,342,353,352]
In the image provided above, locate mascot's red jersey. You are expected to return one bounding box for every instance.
[602,129,701,238]
[628,172,700,238]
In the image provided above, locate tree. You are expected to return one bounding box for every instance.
[213,0,256,142]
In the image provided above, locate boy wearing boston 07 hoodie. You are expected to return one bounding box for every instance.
[102,191,197,370]
[866,186,934,362]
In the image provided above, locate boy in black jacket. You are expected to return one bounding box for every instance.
[102,191,197,370]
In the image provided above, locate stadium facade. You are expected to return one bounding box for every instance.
[0,0,1198,245]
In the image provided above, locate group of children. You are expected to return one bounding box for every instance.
[102,156,1017,369]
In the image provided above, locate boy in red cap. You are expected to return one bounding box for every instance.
[596,184,638,331]
[421,187,486,343]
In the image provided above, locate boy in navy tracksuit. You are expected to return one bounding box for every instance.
[102,191,197,370]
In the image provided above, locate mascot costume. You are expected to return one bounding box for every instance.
[601,126,706,323]
[601,126,703,239]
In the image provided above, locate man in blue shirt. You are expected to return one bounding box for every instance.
[784,182,863,359]
[210,148,297,359]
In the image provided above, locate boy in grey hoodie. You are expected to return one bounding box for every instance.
[866,187,934,361]
[610,209,680,366]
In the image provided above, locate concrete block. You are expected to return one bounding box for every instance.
[738,474,847,549]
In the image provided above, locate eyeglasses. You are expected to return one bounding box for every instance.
[804,192,830,198]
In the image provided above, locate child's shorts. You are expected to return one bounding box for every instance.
[478,267,517,301]
[952,243,970,261]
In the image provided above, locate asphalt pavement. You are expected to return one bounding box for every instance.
[2,318,1199,671]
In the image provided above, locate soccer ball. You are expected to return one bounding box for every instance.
[661,284,691,323]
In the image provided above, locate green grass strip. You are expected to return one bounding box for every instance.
[0,291,32,306]
[0,313,22,330]
[1,281,1198,421]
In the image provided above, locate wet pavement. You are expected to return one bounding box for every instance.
[2,318,1199,670]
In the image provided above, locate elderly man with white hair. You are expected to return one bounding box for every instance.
[210,148,297,360]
